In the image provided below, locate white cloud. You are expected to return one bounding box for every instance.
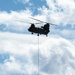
[31,0,75,39]
[37,0,75,25]
[60,29,75,38]
[0,10,32,26]
[0,0,75,38]
[0,32,75,75]
[0,10,33,33]
[0,0,75,75]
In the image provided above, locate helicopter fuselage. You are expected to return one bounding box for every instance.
[28,24,50,36]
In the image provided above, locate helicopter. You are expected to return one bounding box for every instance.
[28,17,57,36]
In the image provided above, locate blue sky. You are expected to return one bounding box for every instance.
[0,0,47,14]
[0,0,75,75]
[0,0,27,12]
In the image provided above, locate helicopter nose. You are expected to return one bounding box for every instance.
[28,28,30,31]
[28,28,31,31]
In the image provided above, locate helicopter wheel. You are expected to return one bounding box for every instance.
[37,34,39,36]
[46,34,48,37]
[31,32,33,34]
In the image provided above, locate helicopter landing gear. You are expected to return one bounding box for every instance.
[46,34,48,37]
[31,32,33,34]
[37,34,39,36]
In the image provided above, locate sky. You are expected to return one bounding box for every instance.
[0,0,75,75]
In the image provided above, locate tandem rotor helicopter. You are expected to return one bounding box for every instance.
[28,17,57,36]
[16,17,57,36]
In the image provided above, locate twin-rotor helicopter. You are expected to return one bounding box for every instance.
[17,17,57,36]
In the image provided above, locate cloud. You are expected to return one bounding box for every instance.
[0,0,75,38]
[0,10,33,34]
[0,32,75,75]
[0,10,32,25]
[37,0,75,25]
[26,0,75,39]
[0,0,75,75]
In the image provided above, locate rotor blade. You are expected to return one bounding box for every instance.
[29,17,47,23]
[29,17,57,26]
[49,23,57,26]
[15,19,42,24]
[15,19,26,23]
[35,22,43,24]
